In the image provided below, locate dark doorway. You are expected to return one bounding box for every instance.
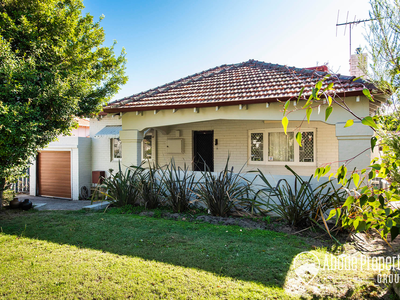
[193,131,214,172]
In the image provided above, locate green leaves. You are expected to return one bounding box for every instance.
[371,136,377,151]
[354,219,366,232]
[306,107,312,123]
[344,119,354,128]
[362,88,374,102]
[316,80,322,90]
[0,0,127,192]
[361,116,378,129]
[295,132,302,147]
[314,165,331,180]
[283,99,290,116]
[327,96,333,106]
[297,87,305,103]
[343,196,355,209]
[391,226,400,241]
[282,116,289,134]
[353,172,360,188]
[325,106,332,121]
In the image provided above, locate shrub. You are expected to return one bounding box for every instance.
[256,165,349,227]
[138,162,164,209]
[3,189,15,202]
[195,157,257,217]
[158,159,196,213]
[100,162,143,207]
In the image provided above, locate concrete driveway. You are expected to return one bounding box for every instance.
[17,195,91,211]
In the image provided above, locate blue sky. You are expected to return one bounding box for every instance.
[82,0,371,101]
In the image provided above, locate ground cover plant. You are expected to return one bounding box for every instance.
[0,210,393,299]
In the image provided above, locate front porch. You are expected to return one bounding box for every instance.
[118,99,373,180]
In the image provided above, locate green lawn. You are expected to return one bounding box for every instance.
[0,210,387,299]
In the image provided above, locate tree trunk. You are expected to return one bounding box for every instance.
[0,178,5,210]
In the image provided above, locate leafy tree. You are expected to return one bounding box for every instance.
[279,0,400,243]
[0,0,127,208]
[367,0,400,99]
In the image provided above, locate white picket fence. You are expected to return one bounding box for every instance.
[10,169,30,194]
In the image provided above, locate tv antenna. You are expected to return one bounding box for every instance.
[336,10,375,58]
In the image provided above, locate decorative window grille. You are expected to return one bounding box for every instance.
[143,135,152,160]
[299,132,314,162]
[250,132,264,161]
[112,138,122,159]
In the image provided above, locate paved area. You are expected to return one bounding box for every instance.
[17,195,91,211]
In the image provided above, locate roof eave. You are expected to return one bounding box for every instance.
[103,90,367,113]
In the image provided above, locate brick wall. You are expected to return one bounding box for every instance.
[156,119,338,177]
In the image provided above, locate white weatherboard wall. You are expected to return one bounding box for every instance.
[29,136,92,200]
[90,115,122,177]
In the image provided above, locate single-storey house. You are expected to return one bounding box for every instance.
[96,59,382,178]
[29,59,383,200]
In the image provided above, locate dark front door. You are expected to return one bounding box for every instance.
[193,131,214,171]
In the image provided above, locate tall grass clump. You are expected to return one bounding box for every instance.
[100,162,143,207]
[138,162,164,209]
[195,157,258,217]
[256,165,349,227]
[159,159,196,213]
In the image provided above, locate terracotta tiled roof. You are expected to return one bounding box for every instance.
[104,59,372,113]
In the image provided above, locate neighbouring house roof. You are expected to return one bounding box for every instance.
[77,118,90,127]
[93,125,122,139]
[103,59,374,113]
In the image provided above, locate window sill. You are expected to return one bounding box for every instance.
[248,161,316,167]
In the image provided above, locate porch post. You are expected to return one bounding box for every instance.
[120,129,143,168]
[29,160,36,196]
[335,121,373,171]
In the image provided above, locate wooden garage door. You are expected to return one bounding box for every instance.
[38,151,71,198]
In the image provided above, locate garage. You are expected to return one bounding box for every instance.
[30,136,92,200]
[38,151,71,198]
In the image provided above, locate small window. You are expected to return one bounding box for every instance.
[142,129,155,161]
[112,138,122,160]
[143,135,152,160]
[250,132,264,161]
[268,132,294,162]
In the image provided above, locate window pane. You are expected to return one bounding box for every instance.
[299,132,314,162]
[250,133,263,161]
[143,136,152,159]
[268,132,294,162]
[113,138,122,159]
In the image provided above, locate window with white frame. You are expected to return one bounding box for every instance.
[248,129,315,165]
[112,138,122,160]
[142,129,155,161]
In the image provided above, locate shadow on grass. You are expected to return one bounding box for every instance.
[0,210,314,289]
